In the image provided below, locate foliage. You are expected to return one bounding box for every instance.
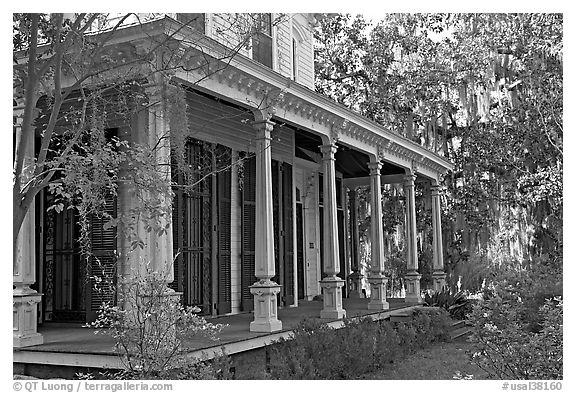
[468,294,562,380]
[87,267,225,378]
[465,261,562,380]
[267,309,451,379]
[314,13,563,288]
[424,288,472,320]
[13,12,276,265]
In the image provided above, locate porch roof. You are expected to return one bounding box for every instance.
[124,16,453,180]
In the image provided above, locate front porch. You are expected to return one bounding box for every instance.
[14,298,416,373]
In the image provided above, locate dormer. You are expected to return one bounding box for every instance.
[175,13,316,90]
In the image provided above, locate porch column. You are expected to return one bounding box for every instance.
[347,188,363,298]
[145,84,174,279]
[403,172,422,303]
[319,143,346,319]
[13,105,43,347]
[249,114,282,332]
[431,182,447,291]
[367,161,389,310]
[116,83,175,311]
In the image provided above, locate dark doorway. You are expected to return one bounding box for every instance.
[41,194,117,323]
[171,139,232,315]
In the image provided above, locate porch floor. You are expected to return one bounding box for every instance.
[14,298,416,370]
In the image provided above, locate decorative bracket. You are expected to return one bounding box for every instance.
[328,118,349,145]
[255,88,286,121]
[376,140,389,162]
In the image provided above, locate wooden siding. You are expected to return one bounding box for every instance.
[275,17,292,79]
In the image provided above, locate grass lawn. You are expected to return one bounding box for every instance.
[359,337,490,380]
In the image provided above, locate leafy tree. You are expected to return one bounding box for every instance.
[13,12,279,268]
[314,13,562,290]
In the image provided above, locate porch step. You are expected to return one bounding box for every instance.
[450,320,473,340]
[389,310,414,323]
[451,319,466,329]
[389,308,472,340]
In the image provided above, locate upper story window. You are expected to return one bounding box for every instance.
[252,13,273,69]
[292,38,298,80]
[291,21,307,83]
[177,13,205,34]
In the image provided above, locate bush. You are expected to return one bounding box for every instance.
[267,309,452,379]
[468,294,562,379]
[87,267,226,379]
[424,288,473,320]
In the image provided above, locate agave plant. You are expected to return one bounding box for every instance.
[424,288,472,320]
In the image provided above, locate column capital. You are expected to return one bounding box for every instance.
[431,183,442,196]
[320,143,338,158]
[367,160,383,175]
[252,118,275,139]
[252,107,276,123]
[403,173,417,186]
[143,83,166,107]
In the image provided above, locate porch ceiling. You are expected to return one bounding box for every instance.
[293,128,406,178]
[335,146,405,178]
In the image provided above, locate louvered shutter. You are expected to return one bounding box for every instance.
[240,155,256,311]
[296,203,305,299]
[170,183,184,293]
[282,163,295,306]
[86,195,117,322]
[217,146,232,314]
[272,160,280,285]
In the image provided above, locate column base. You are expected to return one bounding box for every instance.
[432,271,446,292]
[432,271,447,292]
[249,280,282,332]
[347,272,364,298]
[319,277,346,319]
[13,288,43,348]
[367,273,389,310]
[404,272,423,304]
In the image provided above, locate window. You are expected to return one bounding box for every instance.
[292,38,298,80]
[252,13,273,68]
[177,13,205,34]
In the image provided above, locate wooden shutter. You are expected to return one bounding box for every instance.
[86,195,117,322]
[282,163,295,306]
[217,146,232,314]
[170,178,184,293]
[272,160,280,285]
[240,154,257,311]
[296,202,305,299]
[319,173,325,278]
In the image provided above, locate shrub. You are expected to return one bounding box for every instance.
[424,288,472,320]
[87,267,226,379]
[468,295,562,379]
[267,309,452,379]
